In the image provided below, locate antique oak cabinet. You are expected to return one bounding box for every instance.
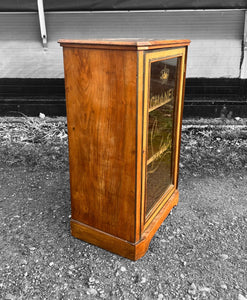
[59,39,190,260]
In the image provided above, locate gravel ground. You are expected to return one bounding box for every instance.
[0,117,247,300]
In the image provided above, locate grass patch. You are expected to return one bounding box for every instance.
[180,119,247,177]
[0,116,246,176]
[0,116,68,170]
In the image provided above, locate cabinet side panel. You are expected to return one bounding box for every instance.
[63,47,137,242]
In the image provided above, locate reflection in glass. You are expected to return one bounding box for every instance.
[146,57,179,215]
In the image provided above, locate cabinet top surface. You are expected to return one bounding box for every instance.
[58,39,190,49]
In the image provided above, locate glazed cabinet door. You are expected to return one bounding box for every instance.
[142,48,186,226]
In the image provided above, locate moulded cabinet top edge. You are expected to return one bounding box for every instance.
[58,39,191,50]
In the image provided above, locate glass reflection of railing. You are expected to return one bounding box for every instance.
[149,97,173,113]
[147,117,172,174]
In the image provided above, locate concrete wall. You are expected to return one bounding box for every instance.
[0,10,245,78]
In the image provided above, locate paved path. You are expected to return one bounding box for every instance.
[1,167,246,299]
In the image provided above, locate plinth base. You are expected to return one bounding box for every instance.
[70,190,179,260]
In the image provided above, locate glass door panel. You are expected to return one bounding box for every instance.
[146,57,180,215]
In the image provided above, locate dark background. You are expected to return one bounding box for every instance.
[1,0,246,12]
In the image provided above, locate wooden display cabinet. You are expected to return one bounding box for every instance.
[59,39,190,260]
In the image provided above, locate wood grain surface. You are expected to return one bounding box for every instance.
[59,39,190,50]
[63,46,138,242]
